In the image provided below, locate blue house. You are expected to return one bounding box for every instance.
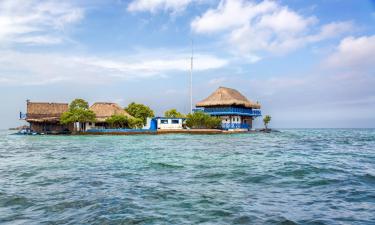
[195,87,261,130]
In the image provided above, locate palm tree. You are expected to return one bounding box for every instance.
[263,115,271,130]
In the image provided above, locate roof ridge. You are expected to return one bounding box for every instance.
[27,102,68,105]
[196,87,261,109]
[92,102,119,105]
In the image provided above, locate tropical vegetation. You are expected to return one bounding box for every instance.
[125,102,155,125]
[60,99,96,131]
[263,115,271,129]
[164,109,185,118]
[105,115,144,129]
[185,111,222,129]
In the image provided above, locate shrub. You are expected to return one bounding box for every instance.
[185,111,221,129]
[129,117,144,129]
[105,115,145,129]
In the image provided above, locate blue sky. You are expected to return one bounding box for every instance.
[1,0,375,128]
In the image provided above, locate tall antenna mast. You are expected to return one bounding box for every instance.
[190,39,194,114]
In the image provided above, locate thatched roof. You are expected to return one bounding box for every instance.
[90,102,133,122]
[26,102,68,122]
[196,87,261,109]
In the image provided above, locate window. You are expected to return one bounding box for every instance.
[160,119,169,124]
[171,119,179,124]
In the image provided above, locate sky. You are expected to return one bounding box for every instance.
[0,0,375,129]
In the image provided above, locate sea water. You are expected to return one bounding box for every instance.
[0,129,374,224]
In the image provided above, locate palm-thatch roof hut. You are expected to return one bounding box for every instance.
[26,102,69,122]
[90,102,133,122]
[25,101,72,133]
[196,87,261,109]
[195,87,261,131]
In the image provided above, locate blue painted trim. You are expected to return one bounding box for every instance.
[221,123,250,130]
[153,117,186,120]
[20,112,27,120]
[208,112,261,117]
[193,107,261,117]
[86,128,156,133]
[150,118,157,130]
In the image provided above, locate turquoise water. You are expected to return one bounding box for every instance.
[0,129,374,224]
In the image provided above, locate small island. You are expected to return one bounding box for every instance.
[18,87,269,135]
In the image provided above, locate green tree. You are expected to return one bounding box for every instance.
[128,117,144,129]
[125,102,155,125]
[105,115,130,128]
[185,111,222,129]
[69,98,89,110]
[263,115,271,130]
[60,99,96,131]
[105,115,145,129]
[164,109,185,118]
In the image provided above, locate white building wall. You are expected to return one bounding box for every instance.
[157,118,183,130]
[85,122,106,131]
[220,115,242,124]
[221,116,230,124]
[143,118,152,129]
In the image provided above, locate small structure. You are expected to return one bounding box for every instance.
[153,117,185,130]
[21,101,72,134]
[85,102,133,130]
[195,87,261,130]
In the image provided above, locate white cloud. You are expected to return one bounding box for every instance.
[128,0,194,13]
[0,50,229,86]
[208,77,227,85]
[0,0,84,45]
[307,21,354,42]
[191,0,354,59]
[191,0,277,33]
[257,7,316,34]
[14,35,64,45]
[325,35,375,70]
[75,53,227,74]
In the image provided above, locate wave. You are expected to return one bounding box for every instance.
[149,162,184,169]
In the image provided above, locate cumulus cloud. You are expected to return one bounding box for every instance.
[325,35,375,71]
[0,0,84,45]
[191,0,278,33]
[127,0,194,13]
[307,21,354,42]
[191,0,353,59]
[0,50,228,86]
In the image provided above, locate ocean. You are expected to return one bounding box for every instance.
[0,129,374,224]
